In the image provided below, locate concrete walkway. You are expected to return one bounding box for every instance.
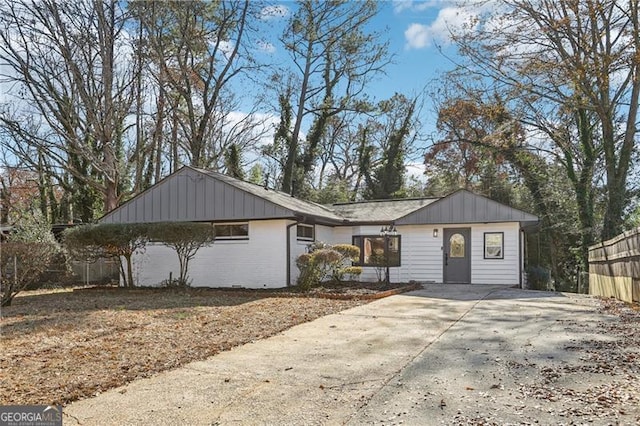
[63,285,607,425]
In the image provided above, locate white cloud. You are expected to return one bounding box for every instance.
[257,40,276,54]
[405,23,431,49]
[393,0,413,13]
[406,162,426,181]
[404,6,477,49]
[393,0,441,14]
[259,5,289,20]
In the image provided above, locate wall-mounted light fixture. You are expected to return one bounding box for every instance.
[379,224,397,285]
[433,228,439,238]
[379,224,397,236]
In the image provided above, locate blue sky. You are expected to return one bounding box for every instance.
[251,0,470,172]
[368,1,460,101]
[253,1,471,136]
[0,0,468,176]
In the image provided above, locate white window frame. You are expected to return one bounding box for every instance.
[484,232,504,259]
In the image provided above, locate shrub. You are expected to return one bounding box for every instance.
[341,266,363,281]
[332,244,360,262]
[369,251,387,282]
[146,222,216,287]
[295,252,319,291]
[64,223,150,288]
[295,242,361,290]
[1,212,60,307]
[526,266,552,291]
[295,253,313,270]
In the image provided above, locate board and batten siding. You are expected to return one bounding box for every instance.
[397,190,538,226]
[102,167,293,223]
[131,220,289,288]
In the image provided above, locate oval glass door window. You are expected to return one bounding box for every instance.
[449,233,465,258]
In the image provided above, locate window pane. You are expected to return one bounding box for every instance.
[486,246,502,257]
[216,225,230,236]
[387,236,400,266]
[486,233,501,246]
[353,235,401,267]
[363,237,386,265]
[297,224,314,240]
[231,223,249,237]
[484,233,503,259]
[450,233,465,258]
[214,223,248,239]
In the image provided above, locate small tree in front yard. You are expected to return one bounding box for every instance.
[1,211,60,307]
[146,222,216,286]
[330,244,362,282]
[295,242,361,291]
[64,223,150,288]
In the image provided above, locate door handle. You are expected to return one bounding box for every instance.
[444,253,448,265]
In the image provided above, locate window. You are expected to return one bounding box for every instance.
[214,222,249,240]
[352,235,401,267]
[449,233,465,258]
[297,224,315,241]
[484,232,504,259]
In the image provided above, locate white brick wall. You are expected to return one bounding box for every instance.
[131,220,288,288]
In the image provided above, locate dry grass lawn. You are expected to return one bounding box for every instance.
[0,287,367,405]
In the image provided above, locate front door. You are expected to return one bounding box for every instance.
[443,228,471,283]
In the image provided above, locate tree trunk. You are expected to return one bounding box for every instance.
[283,37,315,195]
[125,254,134,288]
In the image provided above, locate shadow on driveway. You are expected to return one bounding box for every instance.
[406,283,567,301]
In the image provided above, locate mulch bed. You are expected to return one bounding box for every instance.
[73,281,422,300]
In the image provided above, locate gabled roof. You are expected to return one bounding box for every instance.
[395,189,538,226]
[100,166,344,224]
[100,166,538,227]
[192,168,345,223]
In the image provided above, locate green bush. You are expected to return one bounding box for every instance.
[295,252,320,291]
[526,266,552,291]
[1,212,60,306]
[64,223,150,288]
[295,242,361,290]
[146,222,215,287]
[341,266,363,280]
[332,244,360,261]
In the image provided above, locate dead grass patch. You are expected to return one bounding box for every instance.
[0,287,369,405]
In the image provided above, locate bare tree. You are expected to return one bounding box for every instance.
[0,0,137,217]
[447,0,640,239]
[273,0,390,194]
[131,0,265,172]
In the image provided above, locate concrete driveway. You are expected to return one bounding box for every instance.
[63,284,631,425]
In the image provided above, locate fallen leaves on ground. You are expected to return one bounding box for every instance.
[516,297,640,424]
[0,287,366,405]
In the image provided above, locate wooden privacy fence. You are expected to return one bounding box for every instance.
[588,227,640,303]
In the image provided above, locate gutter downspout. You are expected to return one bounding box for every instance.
[519,226,524,289]
[286,220,299,287]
